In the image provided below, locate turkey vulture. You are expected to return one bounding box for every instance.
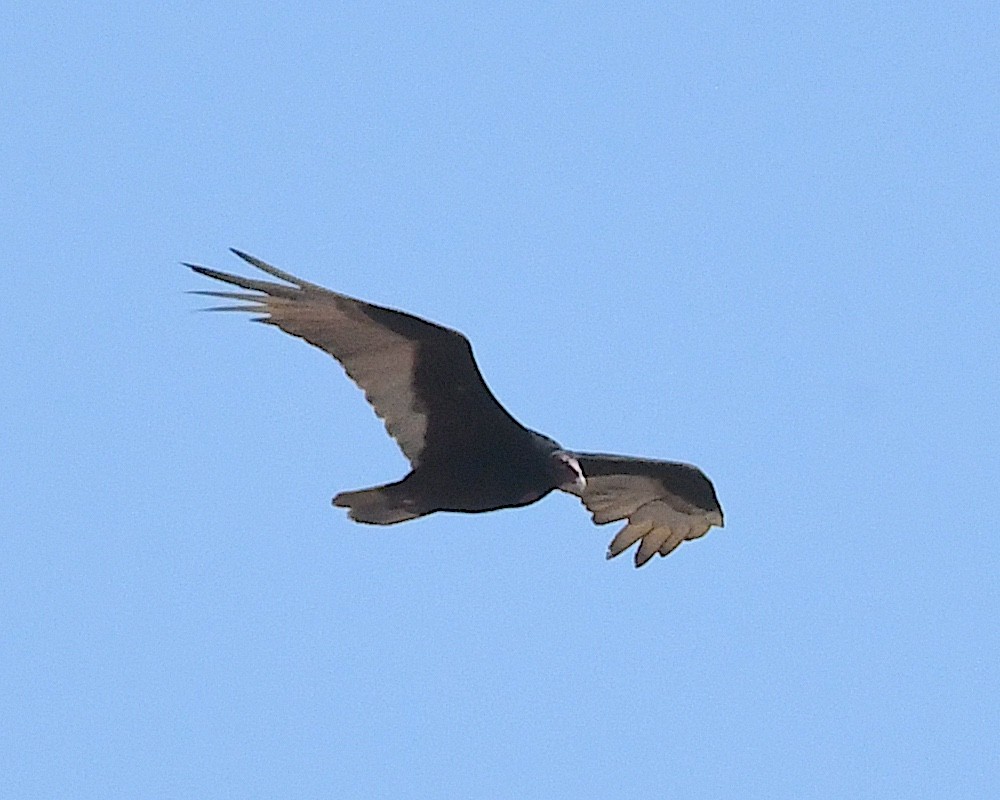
[187,250,723,567]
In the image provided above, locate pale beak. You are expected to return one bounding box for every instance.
[559,454,587,495]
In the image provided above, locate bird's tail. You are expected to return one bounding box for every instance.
[332,480,425,525]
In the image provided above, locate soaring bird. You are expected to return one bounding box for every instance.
[187,250,723,567]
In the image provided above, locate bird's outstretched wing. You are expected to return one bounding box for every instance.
[186,249,529,467]
[565,453,724,567]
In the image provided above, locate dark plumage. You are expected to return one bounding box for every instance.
[187,249,724,567]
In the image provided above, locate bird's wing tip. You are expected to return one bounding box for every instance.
[225,248,314,288]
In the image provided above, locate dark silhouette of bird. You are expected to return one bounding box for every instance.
[187,250,723,567]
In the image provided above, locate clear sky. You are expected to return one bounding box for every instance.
[3,3,997,798]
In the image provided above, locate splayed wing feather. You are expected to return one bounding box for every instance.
[607,518,653,558]
[568,454,723,567]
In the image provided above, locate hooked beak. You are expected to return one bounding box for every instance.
[557,453,587,495]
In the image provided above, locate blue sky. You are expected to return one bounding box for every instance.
[3,3,997,797]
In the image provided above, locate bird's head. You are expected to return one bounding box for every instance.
[550,450,586,495]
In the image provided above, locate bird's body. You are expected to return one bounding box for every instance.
[335,428,563,524]
[188,250,723,567]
